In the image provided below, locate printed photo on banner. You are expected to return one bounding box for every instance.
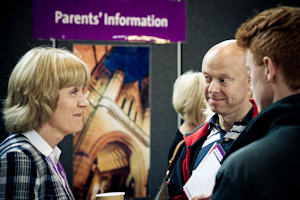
[72,44,150,200]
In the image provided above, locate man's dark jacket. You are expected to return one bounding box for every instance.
[212,94,300,200]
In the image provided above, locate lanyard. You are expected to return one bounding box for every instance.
[46,156,75,200]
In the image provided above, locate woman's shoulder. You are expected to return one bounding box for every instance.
[0,133,40,159]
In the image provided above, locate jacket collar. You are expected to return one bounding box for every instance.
[184,98,258,147]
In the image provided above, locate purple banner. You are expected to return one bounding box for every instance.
[32,0,186,43]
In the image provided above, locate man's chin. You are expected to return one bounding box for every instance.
[210,106,224,115]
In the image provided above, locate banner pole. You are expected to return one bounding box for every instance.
[50,38,56,48]
[177,42,182,128]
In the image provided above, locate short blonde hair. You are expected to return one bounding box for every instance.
[3,47,91,133]
[172,71,210,125]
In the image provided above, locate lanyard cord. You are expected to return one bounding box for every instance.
[45,156,75,200]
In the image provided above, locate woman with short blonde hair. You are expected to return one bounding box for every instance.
[3,47,90,133]
[172,70,211,126]
[1,46,90,199]
[167,70,212,167]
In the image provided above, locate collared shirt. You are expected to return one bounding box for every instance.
[23,130,66,188]
[192,107,254,170]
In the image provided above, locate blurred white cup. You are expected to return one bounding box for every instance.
[96,192,125,200]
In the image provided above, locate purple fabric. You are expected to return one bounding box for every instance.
[46,157,75,200]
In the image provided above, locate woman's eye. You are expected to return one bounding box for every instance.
[71,88,78,95]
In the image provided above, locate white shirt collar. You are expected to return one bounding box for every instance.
[23,130,61,162]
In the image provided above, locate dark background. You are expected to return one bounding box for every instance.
[1,0,299,199]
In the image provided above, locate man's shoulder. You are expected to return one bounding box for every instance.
[216,124,300,198]
[222,124,300,169]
